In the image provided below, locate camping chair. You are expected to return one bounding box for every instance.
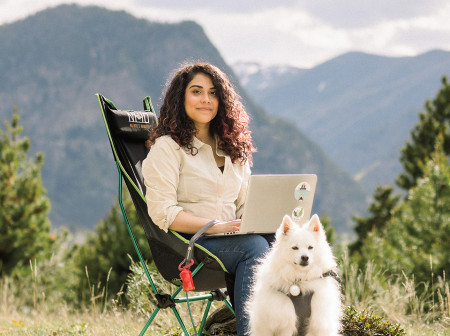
[96,94,234,335]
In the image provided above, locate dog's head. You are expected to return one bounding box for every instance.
[275,214,335,272]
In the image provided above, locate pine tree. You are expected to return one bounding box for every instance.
[0,107,52,276]
[360,139,450,284]
[392,138,450,284]
[349,185,400,257]
[350,76,449,257]
[397,76,450,190]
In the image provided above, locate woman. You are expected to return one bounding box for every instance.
[142,62,272,336]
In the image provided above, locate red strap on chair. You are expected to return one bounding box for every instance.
[178,259,195,292]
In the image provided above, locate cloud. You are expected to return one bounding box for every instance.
[132,0,301,14]
[132,0,447,29]
[0,0,449,68]
[296,0,445,28]
[130,1,450,66]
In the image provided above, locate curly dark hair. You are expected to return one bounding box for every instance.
[146,62,256,165]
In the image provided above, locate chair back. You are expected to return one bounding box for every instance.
[96,94,227,290]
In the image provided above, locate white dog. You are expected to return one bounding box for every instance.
[247,214,342,336]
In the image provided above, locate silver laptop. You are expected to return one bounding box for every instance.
[217,174,317,235]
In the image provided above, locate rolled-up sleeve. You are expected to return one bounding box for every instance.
[142,138,183,232]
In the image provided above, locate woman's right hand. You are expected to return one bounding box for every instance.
[169,211,241,235]
[206,219,241,234]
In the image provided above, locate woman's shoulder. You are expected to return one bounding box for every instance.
[153,135,180,149]
[144,135,183,166]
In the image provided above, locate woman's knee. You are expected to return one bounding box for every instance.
[244,235,270,258]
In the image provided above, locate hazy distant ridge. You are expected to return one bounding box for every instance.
[233,50,450,191]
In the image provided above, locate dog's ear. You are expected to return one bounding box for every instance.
[281,215,292,234]
[308,214,324,236]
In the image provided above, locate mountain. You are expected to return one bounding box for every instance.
[0,4,368,234]
[232,62,306,91]
[233,51,450,192]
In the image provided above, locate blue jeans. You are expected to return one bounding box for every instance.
[196,234,274,336]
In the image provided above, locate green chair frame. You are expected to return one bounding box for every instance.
[96,94,234,335]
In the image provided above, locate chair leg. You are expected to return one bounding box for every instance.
[172,305,191,335]
[197,300,212,335]
[138,306,192,336]
[117,165,159,295]
[223,298,235,314]
[136,267,235,335]
[139,307,160,336]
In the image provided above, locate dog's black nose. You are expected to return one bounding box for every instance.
[300,255,309,266]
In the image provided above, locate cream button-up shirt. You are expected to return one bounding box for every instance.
[142,135,251,232]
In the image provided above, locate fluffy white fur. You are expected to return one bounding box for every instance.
[247,214,342,336]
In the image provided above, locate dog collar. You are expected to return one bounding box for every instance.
[322,270,341,283]
[273,270,340,297]
[286,270,341,297]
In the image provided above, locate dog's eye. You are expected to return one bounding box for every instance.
[308,246,314,250]
[292,246,299,250]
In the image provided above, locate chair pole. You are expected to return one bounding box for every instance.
[117,163,166,335]
[197,300,213,334]
[139,307,160,336]
[116,162,158,294]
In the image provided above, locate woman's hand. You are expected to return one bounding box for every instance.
[169,211,241,235]
[206,219,241,234]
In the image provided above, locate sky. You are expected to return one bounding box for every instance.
[1,0,450,68]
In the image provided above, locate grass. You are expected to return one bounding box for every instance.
[340,254,450,336]
[0,287,219,336]
[0,258,221,336]
[0,256,449,336]
[1,309,143,335]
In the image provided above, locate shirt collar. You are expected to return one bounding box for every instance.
[193,135,226,157]
[192,136,205,149]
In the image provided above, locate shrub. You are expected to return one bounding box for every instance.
[67,190,153,306]
[342,306,406,336]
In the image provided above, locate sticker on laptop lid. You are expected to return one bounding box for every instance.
[292,207,305,221]
[294,182,311,201]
